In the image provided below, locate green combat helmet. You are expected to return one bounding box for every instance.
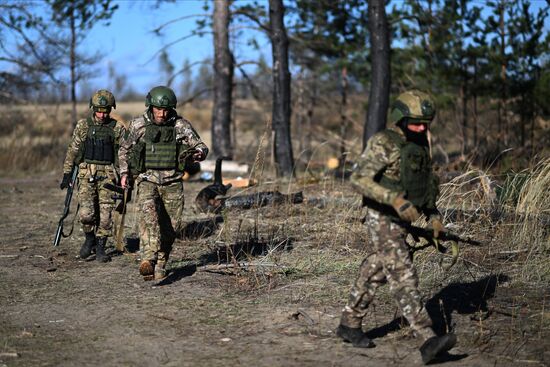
[89,89,116,112]
[389,90,435,124]
[145,86,177,109]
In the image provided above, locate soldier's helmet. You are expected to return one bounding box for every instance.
[89,89,116,112]
[389,90,435,124]
[145,86,177,109]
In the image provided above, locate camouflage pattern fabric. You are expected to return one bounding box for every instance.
[62,114,126,237]
[340,209,435,341]
[77,166,117,237]
[62,114,126,174]
[350,126,404,206]
[118,111,208,185]
[136,180,184,270]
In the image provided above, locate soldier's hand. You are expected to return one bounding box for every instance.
[391,194,420,222]
[60,173,71,190]
[429,218,445,239]
[192,148,206,162]
[120,174,129,189]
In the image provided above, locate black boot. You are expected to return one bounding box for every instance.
[336,324,375,348]
[80,232,96,259]
[95,237,111,263]
[420,333,457,364]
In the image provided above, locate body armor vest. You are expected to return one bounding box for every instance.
[378,129,434,208]
[143,122,188,171]
[79,117,117,165]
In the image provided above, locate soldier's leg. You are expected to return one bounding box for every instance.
[94,180,116,262]
[338,210,387,348]
[340,253,386,328]
[77,178,97,258]
[156,181,184,279]
[380,218,435,341]
[137,181,161,276]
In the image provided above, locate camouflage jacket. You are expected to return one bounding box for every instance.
[118,110,208,185]
[62,114,127,176]
[350,126,440,219]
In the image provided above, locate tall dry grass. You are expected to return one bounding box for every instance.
[513,157,550,281]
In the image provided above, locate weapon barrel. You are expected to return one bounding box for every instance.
[53,221,63,247]
[53,165,78,247]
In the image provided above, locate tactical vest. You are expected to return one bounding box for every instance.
[378,129,435,208]
[77,117,117,165]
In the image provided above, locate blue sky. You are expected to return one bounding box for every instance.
[85,0,217,94]
[84,0,270,95]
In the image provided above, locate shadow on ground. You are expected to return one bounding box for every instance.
[366,274,509,339]
[154,232,293,286]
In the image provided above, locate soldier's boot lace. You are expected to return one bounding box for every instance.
[79,232,96,259]
[419,333,457,365]
[95,237,111,263]
[336,324,375,348]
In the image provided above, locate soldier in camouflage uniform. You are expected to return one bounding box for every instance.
[118,86,208,280]
[60,90,126,262]
[336,90,456,364]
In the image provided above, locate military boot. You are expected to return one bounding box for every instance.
[80,232,96,259]
[420,333,457,364]
[154,260,167,280]
[139,260,155,280]
[95,237,111,263]
[336,324,375,348]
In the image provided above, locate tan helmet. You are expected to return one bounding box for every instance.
[89,89,116,112]
[389,90,435,124]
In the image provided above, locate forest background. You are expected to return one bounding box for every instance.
[1,0,549,175]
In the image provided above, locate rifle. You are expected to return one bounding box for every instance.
[53,165,79,247]
[398,222,481,270]
[103,182,131,252]
[403,225,482,248]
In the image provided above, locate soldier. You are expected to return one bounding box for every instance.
[60,89,126,262]
[118,86,208,280]
[336,90,456,364]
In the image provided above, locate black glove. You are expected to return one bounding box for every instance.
[60,173,71,190]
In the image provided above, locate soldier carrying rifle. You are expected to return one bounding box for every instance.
[59,90,126,262]
[336,90,457,364]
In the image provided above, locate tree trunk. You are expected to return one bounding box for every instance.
[499,1,507,149]
[473,55,478,149]
[461,68,468,154]
[269,0,294,177]
[364,0,391,148]
[70,9,77,127]
[339,66,348,164]
[211,0,234,159]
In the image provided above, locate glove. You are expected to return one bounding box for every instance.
[391,194,420,222]
[192,148,206,162]
[60,173,71,190]
[429,218,445,239]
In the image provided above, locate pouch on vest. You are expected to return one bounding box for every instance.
[377,129,434,209]
[144,123,178,170]
[81,117,116,165]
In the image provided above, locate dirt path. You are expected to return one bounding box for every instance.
[0,174,547,367]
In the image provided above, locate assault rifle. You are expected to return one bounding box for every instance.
[398,222,481,269]
[103,182,132,252]
[53,165,79,247]
[402,224,482,248]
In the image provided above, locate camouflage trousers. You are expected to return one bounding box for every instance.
[340,209,435,341]
[137,180,184,269]
[77,174,116,237]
